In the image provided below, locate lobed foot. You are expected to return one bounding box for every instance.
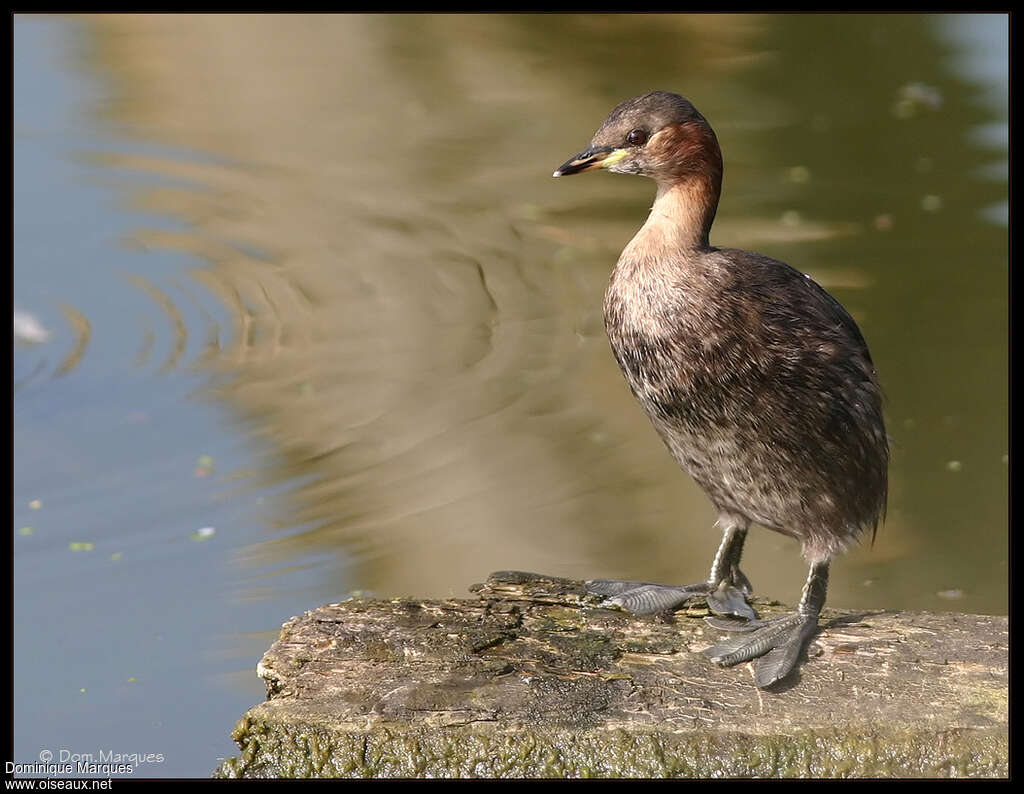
[586,577,756,621]
[703,611,819,688]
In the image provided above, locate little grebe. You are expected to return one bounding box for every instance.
[553,91,888,688]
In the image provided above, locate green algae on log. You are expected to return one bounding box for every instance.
[215,571,1007,778]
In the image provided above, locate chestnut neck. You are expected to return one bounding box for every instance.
[639,169,722,254]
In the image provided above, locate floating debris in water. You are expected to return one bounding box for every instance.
[14,310,51,345]
[786,166,810,184]
[892,82,944,118]
[936,589,965,601]
[780,210,802,227]
[191,527,216,541]
[873,214,893,232]
[110,552,122,562]
[69,541,95,551]
[921,194,943,213]
[29,499,42,510]
[946,460,963,472]
[195,455,214,477]
[18,527,34,536]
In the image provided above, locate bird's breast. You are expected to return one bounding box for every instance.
[601,256,763,430]
[603,267,703,421]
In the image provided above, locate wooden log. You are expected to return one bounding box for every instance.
[215,571,1007,778]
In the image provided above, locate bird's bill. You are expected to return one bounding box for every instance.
[552,146,628,177]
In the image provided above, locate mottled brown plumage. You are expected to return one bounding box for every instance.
[554,91,888,688]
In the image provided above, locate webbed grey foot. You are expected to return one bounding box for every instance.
[586,577,755,620]
[588,521,757,620]
[704,612,819,688]
[703,559,830,689]
[705,572,754,618]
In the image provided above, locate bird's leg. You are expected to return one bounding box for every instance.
[704,559,829,689]
[704,522,754,618]
[587,521,755,619]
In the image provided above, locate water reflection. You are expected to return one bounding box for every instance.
[70,13,1006,613]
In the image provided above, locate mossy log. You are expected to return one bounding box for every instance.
[215,571,1007,778]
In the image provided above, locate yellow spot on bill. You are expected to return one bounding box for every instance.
[601,149,628,168]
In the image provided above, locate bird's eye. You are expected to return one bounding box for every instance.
[626,129,648,146]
